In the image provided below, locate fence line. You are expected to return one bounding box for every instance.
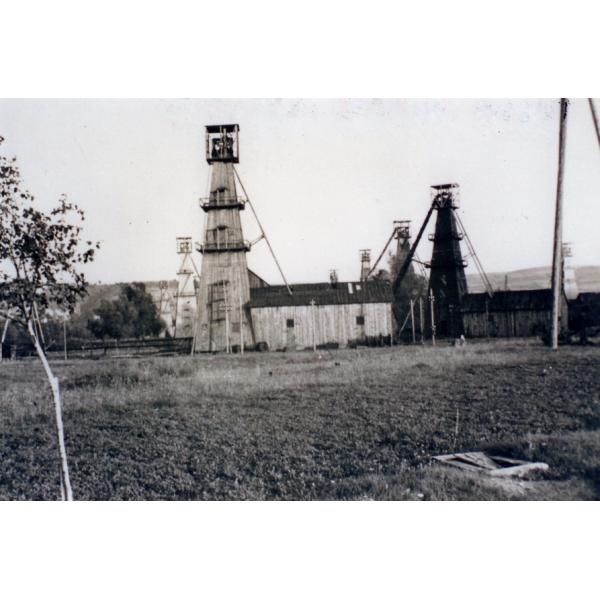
[2,336,194,360]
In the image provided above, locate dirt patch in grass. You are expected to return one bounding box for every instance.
[1,341,600,500]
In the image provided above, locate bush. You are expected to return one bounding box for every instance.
[88,283,165,340]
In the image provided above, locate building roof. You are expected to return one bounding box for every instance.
[572,292,600,305]
[247,269,270,289]
[248,280,393,308]
[462,289,557,313]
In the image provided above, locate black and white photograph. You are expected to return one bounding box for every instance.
[2,98,599,502]
[1,2,599,599]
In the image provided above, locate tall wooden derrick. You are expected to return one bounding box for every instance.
[174,237,199,337]
[158,280,176,337]
[396,219,431,294]
[392,220,422,334]
[368,220,422,334]
[194,125,253,352]
[393,220,414,279]
[426,184,468,337]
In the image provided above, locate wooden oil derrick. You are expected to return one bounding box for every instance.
[369,220,427,337]
[174,237,199,338]
[391,220,427,339]
[393,220,413,279]
[158,280,176,337]
[425,184,468,337]
[194,125,253,352]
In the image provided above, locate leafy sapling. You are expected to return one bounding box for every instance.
[0,137,99,500]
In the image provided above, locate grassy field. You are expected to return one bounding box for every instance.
[1,340,600,500]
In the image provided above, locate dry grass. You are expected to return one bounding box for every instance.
[1,339,600,500]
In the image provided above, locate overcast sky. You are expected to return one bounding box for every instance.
[1,99,599,286]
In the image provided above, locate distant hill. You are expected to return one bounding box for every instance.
[467,266,600,297]
[570,266,600,292]
[74,266,600,323]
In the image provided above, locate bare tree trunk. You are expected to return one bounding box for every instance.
[27,319,73,501]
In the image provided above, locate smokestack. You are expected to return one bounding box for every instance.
[360,249,371,281]
[329,269,338,288]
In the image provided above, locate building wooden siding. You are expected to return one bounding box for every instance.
[569,293,600,330]
[463,309,551,338]
[249,302,393,350]
[462,290,568,338]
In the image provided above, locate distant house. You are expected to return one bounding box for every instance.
[461,289,568,338]
[248,280,393,350]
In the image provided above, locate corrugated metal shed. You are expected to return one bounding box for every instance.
[248,280,392,308]
[462,289,556,313]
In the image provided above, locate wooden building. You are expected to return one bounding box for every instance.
[461,289,568,338]
[248,280,393,351]
[194,124,393,353]
[568,292,600,330]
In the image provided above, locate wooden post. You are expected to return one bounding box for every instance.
[225,304,230,354]
[419,297,424,344]
[410,299,416,344]
[310,298,317,352]
[222,280,230,354]
[551,98,569,350]
[429,290,436,346]
[398,310,411,337]
[62,318,67,360]
[239,279,244,355]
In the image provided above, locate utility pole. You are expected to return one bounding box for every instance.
[410,299,416,344]
[419,297,424,344]
[551,98,569,350]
